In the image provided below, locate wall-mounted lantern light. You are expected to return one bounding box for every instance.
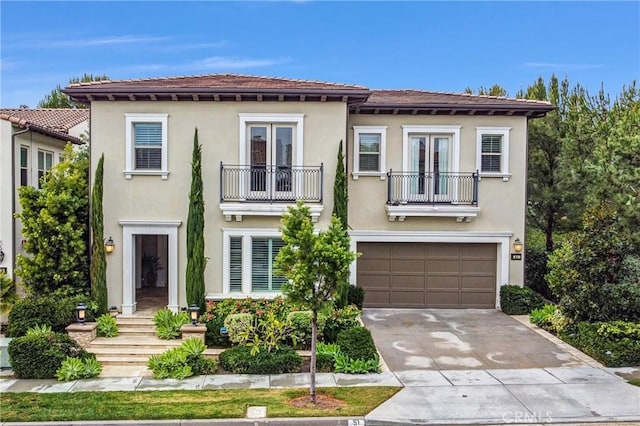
[513,238,524,253]
[76,303,87,324]
[189,304,199,326]
[105,237,115,254]
[0,241,5,263]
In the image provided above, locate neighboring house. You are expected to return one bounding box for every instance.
[64,74,552,314]
[0,108,89,279]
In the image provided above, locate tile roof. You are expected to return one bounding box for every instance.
[0,108,88,144]
[67,73,368,90]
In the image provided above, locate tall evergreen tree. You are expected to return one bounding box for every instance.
[186,128,206,309]
[16,144,89,295]
[90,154,108,314]
[332,140,350,306]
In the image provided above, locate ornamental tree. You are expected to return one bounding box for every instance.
[275,202,356,404]
[332,140,349,307]
[185,128,206,309]
[90,154,108,314]
[16,144,89,295]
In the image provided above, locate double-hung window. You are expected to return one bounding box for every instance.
[225,231,287,295]
[352,126,386,179]
[20,146,29,186]
[125,114,168,179]
[476,127,511,181]
[37,149,53,188]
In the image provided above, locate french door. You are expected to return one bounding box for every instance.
[249,124,294,199]
[408,135,451,201]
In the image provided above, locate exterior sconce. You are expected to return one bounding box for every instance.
[513,238,524,253]
[0,242,4,263]
[109,305,119,316]
[105,237,115,254]
[189,304,199,326]
[76,303,87,324]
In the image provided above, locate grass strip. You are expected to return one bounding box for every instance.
[0,386,400,422]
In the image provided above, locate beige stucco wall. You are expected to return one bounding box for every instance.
[348,113,528,285]
[91,101,347,308]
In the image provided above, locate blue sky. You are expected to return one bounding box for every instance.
[1,1,638,108]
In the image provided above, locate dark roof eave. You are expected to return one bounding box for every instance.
[355,102,555,112]
[10,122,84,145]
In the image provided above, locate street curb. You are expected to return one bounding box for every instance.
[2,417,363,426]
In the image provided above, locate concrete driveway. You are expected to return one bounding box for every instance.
[362,308,589,371]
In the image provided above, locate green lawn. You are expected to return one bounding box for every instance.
[629,379,640,387]
[0,387,400,422]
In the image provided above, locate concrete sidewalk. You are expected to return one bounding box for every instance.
[2,367,639,424]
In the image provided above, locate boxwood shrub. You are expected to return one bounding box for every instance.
[6,294,86,337]
[347,286,366,310]
[500,285,546,315]
[336,326,378,362]
[218,344,302,374]
[286,311,326,349]
[8,332,90,378]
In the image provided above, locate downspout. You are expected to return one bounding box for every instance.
[11,127,31,277]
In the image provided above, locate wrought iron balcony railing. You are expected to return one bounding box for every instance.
[387,171,478,206]
[220,163,323,203]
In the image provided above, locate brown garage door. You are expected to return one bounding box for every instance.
[357,242,497,308]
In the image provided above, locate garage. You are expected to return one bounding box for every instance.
[357,242,497,308]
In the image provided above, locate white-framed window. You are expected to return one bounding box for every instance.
[20,145,29,186]
[124,113,168,180]
[476,127,511,181]
[352,126,387,179]
[37,149,54,188]
[223,229,287,295]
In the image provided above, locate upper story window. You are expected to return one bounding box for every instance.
[20,146,29,186]
[37,149,53,189]
[476,127,511,181]
[352,126,387,180]
[125,114,168,180]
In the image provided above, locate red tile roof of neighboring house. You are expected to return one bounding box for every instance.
[0,108,88,144]
[63,73,554,116]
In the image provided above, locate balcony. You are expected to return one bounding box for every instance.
[219,163,324,222]
[385,171,480,222]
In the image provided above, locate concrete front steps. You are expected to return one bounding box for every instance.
[86,315,220,377]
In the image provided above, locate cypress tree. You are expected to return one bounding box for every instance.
[90,154,108,314]
[332,140,348,228]
[332,140,350,307]
[186,128,206,309]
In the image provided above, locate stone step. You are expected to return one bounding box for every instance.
[89,336,183,348]
[96,355,151,366]
[115,319,155,328]
[117,328,157,337]
[100,364,153,378]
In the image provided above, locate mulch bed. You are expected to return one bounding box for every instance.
[289,393,346,409]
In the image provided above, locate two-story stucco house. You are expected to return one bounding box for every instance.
[64,74,552,314]
[0,108,89,279]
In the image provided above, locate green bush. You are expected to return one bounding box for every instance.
[547,204,640,322]
[336,326,378,362]
[6,293,89,337]
[218,344,302,374]
[153,309,189,340]
[525,244,554,301]
[499,285,546,315]
[223,313,254,345]
[334,352,380,374]
[56,356,102,381]
[529,304,557,327]
[96,314,118,337]
[567,321,640,367]
[347,286,366,310]
[147,338,216,379]
[286,311,326,349]
[323,305,361,343]
[316,342,341,373]
[201,297,292,347]
[8,332,89,379]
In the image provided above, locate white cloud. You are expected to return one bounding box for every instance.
[523,62,605,70]
[47,35,171,48]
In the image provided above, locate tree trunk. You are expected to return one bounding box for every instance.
[310,310,318,404]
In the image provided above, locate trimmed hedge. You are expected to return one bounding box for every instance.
[286,311,326,349]
[218,344,302,374]
[6,294,87,337]
[8,332,90,379]
[566,321,640,368]
[347,286,366,310]
[500,285,546,315]
[336,326,378,362]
